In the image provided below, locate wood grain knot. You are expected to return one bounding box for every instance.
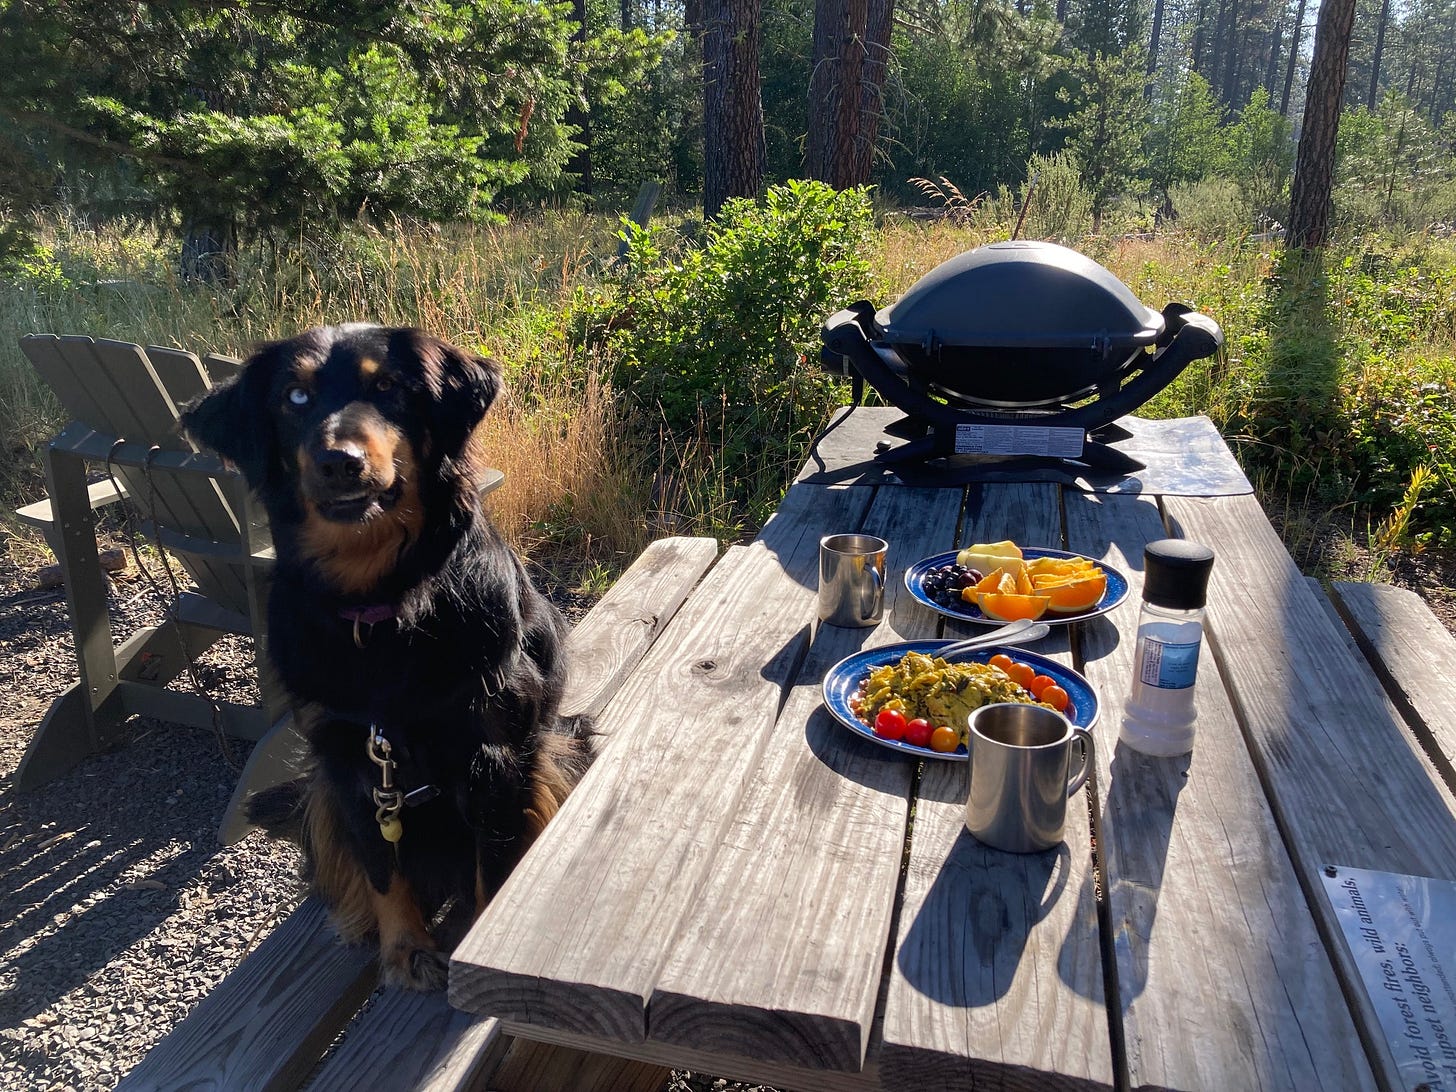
[692,659,717,674]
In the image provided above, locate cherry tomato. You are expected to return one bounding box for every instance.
[874,708,908,740]
[1006,661,1037,689]
[904,718,934,748]
[1042,685,1070,712]
[929,726,959,753]
[1029,674,1057,699]
[988,653,1014,673]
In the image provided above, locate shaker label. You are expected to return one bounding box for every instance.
[1137,636,1200,689]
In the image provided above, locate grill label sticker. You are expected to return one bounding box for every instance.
[954,423,1086,458]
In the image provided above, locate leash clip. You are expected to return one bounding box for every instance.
[368,725,404,843]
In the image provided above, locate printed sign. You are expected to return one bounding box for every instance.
[1321,865,1456,1090]
[953,422,1085,459]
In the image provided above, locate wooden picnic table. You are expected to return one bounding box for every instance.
[449,408,1456,1091]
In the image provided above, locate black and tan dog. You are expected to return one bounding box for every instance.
[182,324,592,990]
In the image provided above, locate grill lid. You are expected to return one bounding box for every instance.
[874,240,1164,352]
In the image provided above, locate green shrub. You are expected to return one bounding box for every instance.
[1222,247,1456,539]
[996,151,1093,243]
[579,179,874,526]
[1168,178,1253,241]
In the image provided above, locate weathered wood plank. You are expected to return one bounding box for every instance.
[879,483,1112,1092]
[1328,579,1456,794]
[561,535,719,722]
[486,1038,669,1092]
[1067,490,1376,1092]
[21,334,113,433]
[118,898,376,1092]
[32,335,251,613]
[1165,495,1456,872]
[1164,493,1456,1089]
[143,345,213,407]
[304,991,504,1092]
[647,487,961,1072]
[449,484,874,1043]
[201,353,244,385]
[499,1019,882,1092]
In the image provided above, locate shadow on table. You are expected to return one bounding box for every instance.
[1059,740,1186,1007]
[897,823,1071,1006]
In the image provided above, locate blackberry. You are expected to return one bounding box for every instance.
[921,563,982,608]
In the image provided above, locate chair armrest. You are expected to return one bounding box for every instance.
[14,479,129,533]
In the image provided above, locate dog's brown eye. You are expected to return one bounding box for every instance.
[375,377,394,393]
[285,386,311,408]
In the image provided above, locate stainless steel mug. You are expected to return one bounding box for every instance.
[965,703,1094,853]
[818,534,888,628]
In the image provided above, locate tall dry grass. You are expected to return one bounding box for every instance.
[0,212,647,579]
[5,207,1456,583]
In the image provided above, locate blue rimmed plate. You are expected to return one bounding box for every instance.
[904,548,1129,628]
[822,640,1100,762]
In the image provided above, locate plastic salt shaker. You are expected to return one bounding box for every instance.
[1119,539,1216,757]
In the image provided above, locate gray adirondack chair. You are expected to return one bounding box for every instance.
[14,336,285,819]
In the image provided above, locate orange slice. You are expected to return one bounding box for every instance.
[977,591,1050,621]
[1043,572,1108,613]
[974,568,1006,593]
[1027,556,1096,578]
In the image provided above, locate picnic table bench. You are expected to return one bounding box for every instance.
[119,408,1456,1091]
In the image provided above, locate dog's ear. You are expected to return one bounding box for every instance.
[180,346,283,488]
[403,330,503,459]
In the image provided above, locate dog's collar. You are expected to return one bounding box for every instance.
[339,603,396,626]
[340,602,396,648]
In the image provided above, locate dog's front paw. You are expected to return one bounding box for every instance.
[381,942,450,991]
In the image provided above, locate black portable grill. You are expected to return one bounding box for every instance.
[820,241,1223,472]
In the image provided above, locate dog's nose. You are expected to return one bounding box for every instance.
[315,445,367,484]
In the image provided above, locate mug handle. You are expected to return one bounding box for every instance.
[1066,725,1095,797]
[861,559,883,614]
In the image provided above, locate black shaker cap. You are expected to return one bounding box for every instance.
[1143,539,1215,610]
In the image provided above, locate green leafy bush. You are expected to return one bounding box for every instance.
[986,151,1093,242]
[578,179,873,524]
[1167,177,1252,240]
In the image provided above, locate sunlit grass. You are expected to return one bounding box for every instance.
[4,208,1456,586]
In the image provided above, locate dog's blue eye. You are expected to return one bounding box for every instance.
[286,386,311,407]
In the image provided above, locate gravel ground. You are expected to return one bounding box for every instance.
[0,548,305,1092]
[0,539,773,1092]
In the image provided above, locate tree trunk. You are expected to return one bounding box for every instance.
[178,220,236,283]
[567,0,593,194]
[806,0,862,184]
[1265,17,1283,98]
[1190,0,1210,76]
[806,0,888,187]
[1366,0,1391,109]
[853,0,894,182]
[1286,0,1357,247]
[1280,0,1307,114]
[1217,0,1242,103]
[1146,0,1166,82]
[1226,10,1247,104]
[1205,0,1229,87]
[702,0,765,217]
